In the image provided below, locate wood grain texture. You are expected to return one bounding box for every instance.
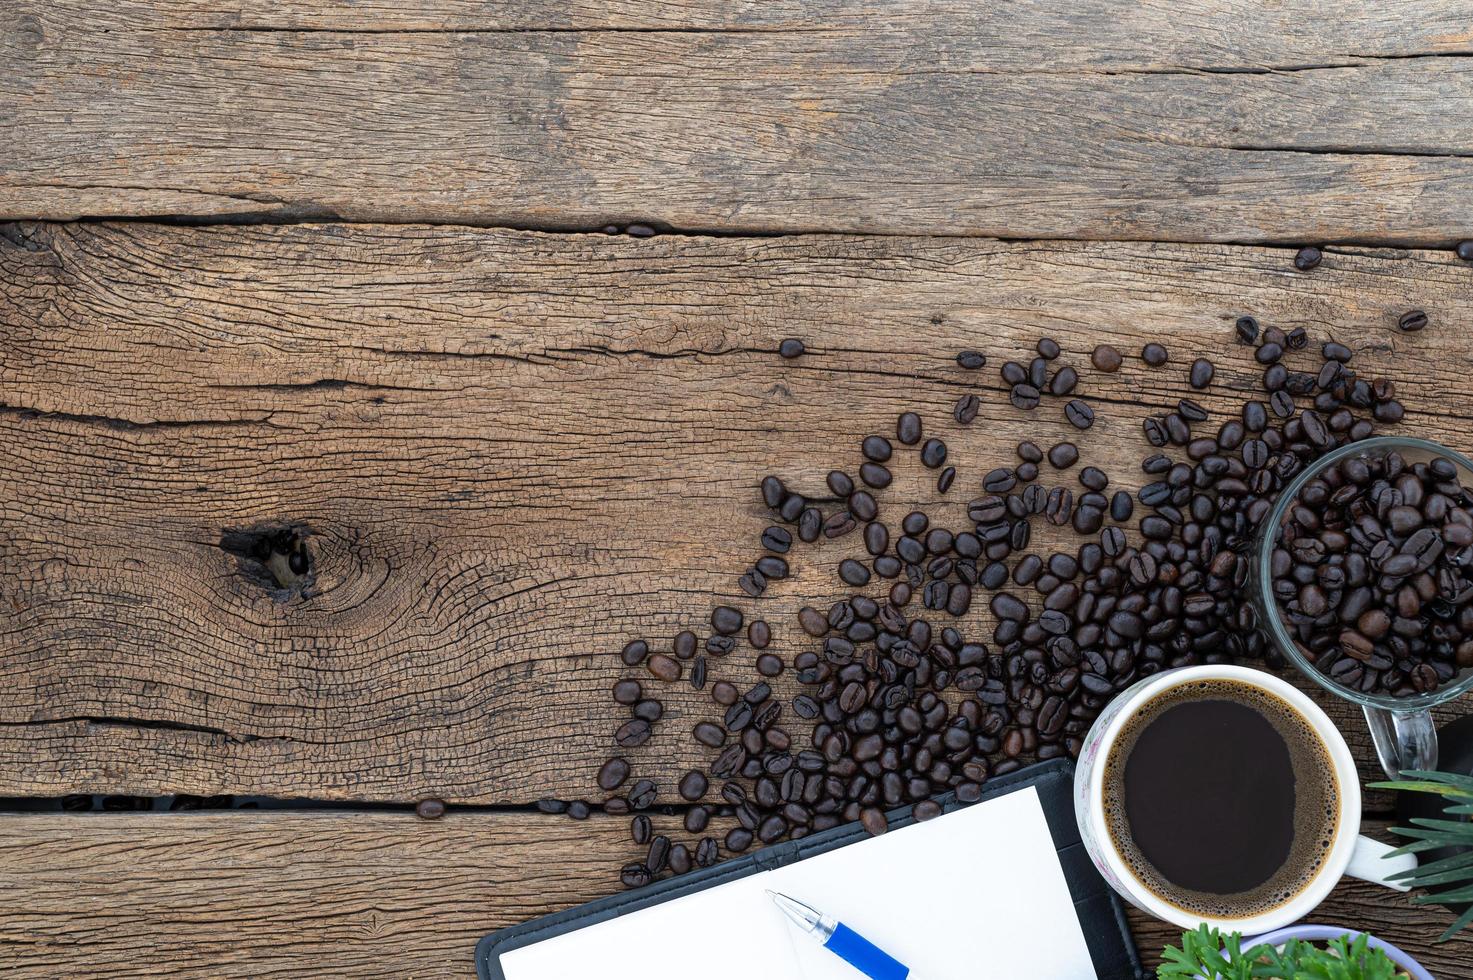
[0,809,1467,978]
[3,222,1473,803]
[3,2,1473,240]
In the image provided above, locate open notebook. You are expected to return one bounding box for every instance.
[496,785,1098,979]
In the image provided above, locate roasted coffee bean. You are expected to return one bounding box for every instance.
[756,653,784,677]
[711,606,743,635]
[693,722,726,747]
[862,435,893,462]
[921,439,948,468]
[896,412,923,445]
[748,620,772,649]
[668,843,692,876]
[1029,357,1048,387]
[1235,316,1259,344]
[621,640,649,666]
[1010,384,1041,411]
[1048,442,1079,469]
[1141,343,1168,366]
[957,350,987,370]
[612,679,642,705]
[1001,361,1027,385]
[938,466,957,493]
[627,779,657,809]
[954,394,981,424]
[839,559,871,586]
[859,462,891,489]
[615,720,651,747]
[1293,246,1322,271]
[1079,466,1108,492]
[647,654,681,682]
[1092,345,1123,372]
[860,807,889,836]
[1064,400,1095,430]
[1189,358,1215,389]
[1399,310,1429,332]
[913,800,943,821]
[1050,366,1079,396]
[778,338,806,358]
[690,656,708,689]
[598,758,630,791]
[678,770,709,801]
[620,863,652,888]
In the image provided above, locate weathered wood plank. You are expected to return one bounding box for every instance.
[3,223,1473,802]
[0,810,1466,977]
[18,0,1473,42]
[3,3,1472,240]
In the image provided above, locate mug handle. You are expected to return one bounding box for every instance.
[1345,835,1416,892]
[1362,704,1438,780]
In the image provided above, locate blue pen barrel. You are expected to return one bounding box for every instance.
[824,922,910,980]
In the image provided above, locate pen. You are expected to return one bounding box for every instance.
[767,890,918,980]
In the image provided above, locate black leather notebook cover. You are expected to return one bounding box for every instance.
[476,758,1143,979]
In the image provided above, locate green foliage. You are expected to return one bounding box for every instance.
[1157,924,1401,979]
[1370,768,1473,941]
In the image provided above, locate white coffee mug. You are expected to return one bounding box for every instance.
[1073,664,1416,934]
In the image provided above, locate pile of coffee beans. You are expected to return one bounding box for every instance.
[578,314,1443,889]
[1273,450,1473,694]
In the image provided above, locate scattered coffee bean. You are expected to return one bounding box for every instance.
[1294,246,1322,271]
[1235,316,1259,344]
[897,412,923,445]
[1010,384,1041,411]
[678,771,709,801]
[1189,358,1215,389]
[598,758,631,791]
[957,350,987,370]
[648,654,681,683]
[1092,345,1122,372]
[778,338,805,358]
[1141,343,1168,366]
[1048,442,1079,469]
[621,640,648,666]
[1064,400,1095,430]
[1050,366,1078,396]
[1398,310,1429,333]
[921,439,948,468]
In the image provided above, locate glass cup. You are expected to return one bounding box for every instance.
[1252,435,1473,779]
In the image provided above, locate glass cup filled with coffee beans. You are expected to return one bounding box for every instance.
[1253,436,1473,777]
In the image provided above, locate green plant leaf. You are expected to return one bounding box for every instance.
[1438,902,1473,942]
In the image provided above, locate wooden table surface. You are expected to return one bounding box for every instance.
[3,2,1473,976]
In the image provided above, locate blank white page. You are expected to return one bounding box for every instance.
[499,786,1097,980]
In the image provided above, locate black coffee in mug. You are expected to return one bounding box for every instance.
[1101,679,1340,919]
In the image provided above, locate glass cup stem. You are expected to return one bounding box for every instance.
[1362,704,1438,779]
